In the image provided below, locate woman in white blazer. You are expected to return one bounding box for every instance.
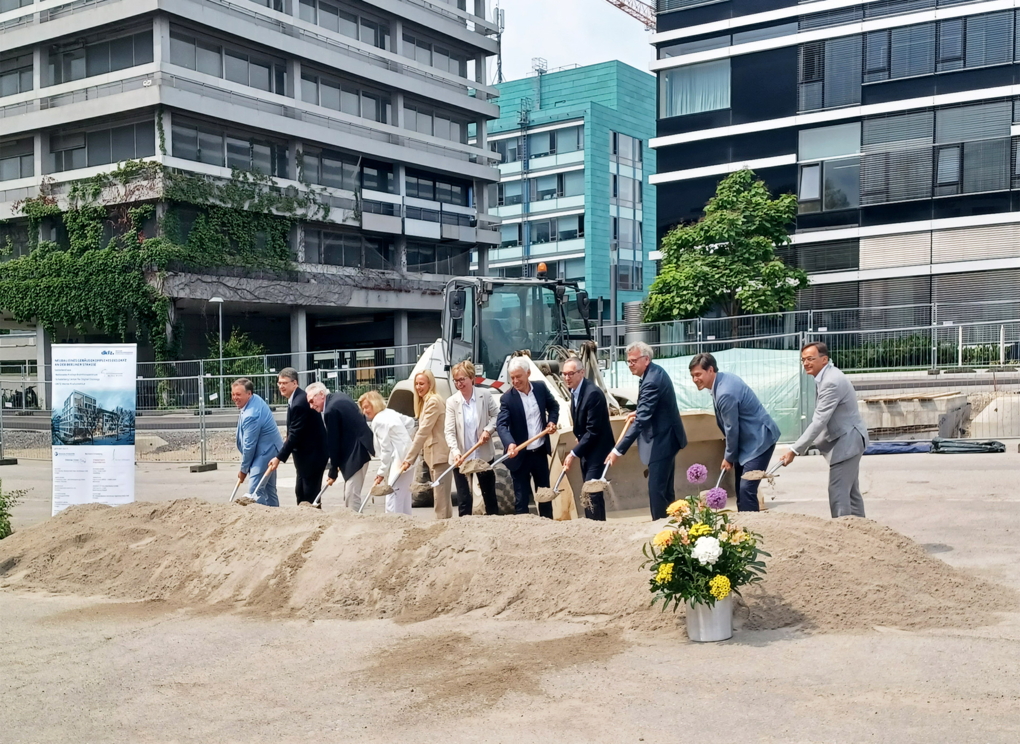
[444,360,500,515]
[358,390,416,515]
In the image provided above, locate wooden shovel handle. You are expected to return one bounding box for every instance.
[457,437,486,463]
[614,418,634,447]
[516,428,552,452]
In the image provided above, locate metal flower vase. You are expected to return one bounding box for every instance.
[684,595,733,642]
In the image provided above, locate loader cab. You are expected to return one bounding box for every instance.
[444,277,592,381]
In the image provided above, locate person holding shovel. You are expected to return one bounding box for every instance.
[232,377,283,507]
[400,370,453,520]
[306,382,375,511]
[689,353,780,512]
[496,357,559,519]
[265,368,328,507]
[358,391,416,515]
[605,342,686,520]
[444,360,500,516]
[561,357,616,521]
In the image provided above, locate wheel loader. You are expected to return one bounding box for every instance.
[387,267,726,518]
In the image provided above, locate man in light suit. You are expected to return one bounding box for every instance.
[266,368,328,507]
[496,357,559,519]
[233,377,283,507]
[306,381,375,511]
[606,342,686,520]
[780,341,869,518]
[445,360,500,516]
[689,353,780,512]
[561,357,616,521]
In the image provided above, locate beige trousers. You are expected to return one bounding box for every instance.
[428,462,453,520]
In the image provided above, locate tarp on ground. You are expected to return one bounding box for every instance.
[611,347,806,443]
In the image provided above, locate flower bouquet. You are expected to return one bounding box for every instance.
[642,463,769,641]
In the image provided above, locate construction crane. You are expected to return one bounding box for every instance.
[603,0,655,30]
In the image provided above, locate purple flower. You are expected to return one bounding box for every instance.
[687,463,708,484]
[705,487,728,510]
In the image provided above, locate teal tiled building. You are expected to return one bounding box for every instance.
[481,60,657,322]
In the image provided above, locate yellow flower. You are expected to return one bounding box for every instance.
[666,499,691,519]
[731,530,747,544]
[652,530,675,548]
[655,563,674,584]
[688,523,712,539]
[709,575,731,600]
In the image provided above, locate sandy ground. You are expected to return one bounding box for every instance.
[3,449,1020,743]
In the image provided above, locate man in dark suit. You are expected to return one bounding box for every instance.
[496,357,559,519]
[606,341,686,520]
[306,381,375,511]
[561,357,616,520]
[266,368,328,507]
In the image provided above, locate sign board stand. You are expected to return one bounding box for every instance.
[50,344,137,516]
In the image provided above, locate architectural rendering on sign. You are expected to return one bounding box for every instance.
[652,0,1020,322]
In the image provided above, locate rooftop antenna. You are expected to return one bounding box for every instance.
[495,5,506,84]
[532,58,547,109]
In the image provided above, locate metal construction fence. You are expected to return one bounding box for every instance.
[4,319,1020,466]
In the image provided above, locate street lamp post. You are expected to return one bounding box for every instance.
[210,297,224,408]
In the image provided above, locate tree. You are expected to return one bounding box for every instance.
[644,170,808,322]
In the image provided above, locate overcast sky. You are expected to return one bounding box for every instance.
[492,0,654,84]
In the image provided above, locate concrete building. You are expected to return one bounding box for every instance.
[482,61,657,323]
[652,0,1020,324]
[0,0,501,380]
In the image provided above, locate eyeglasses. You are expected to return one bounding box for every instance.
[453,377,470,384]
[562,369,582,377]
[626,357,644,366]
[801,356,821,363]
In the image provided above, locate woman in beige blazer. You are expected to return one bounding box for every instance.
[444,360,500,516]
[401,369,453,519]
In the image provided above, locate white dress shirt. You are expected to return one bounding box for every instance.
[460,391,481,461]
[520,385,544,450]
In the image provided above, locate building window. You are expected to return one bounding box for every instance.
[0,53,32,98]
[402,32,468,77]
[301,0,391,50]
[497,181,522,206]
[302,147,359,191]
[798,37,861,111]
[403,103,465,143]
[172,122,287,177]
[612,174,640,207]
[51,122,155,173]
[168,30,285,94]
[406,241,471,275]
[248,0,285,10]
[0,221,31,261]
[361,159,395,193]
[302,72,391,124]
[405,169,470,206]
[659,59,730,118]
[49,31,153,86]
[0,0,33,12]
[797,122,861,213]
[304,228,393,269]
[523,214,584,245]
[0,138,34,181]
[611,132,641,165]
[500,224,520,248]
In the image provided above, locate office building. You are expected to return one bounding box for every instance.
[1,0,500,374]
[653,0,1020,323]
[484,60,656,322]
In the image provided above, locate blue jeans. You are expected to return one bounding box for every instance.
[248,467,279,507]
[733,445,776,512]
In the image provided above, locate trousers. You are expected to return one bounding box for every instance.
[343,462,369,511]
[424,462,454,520]
[828,433,866,518]
[732,445,776,512]
[294,459,327,505]
[248,464,279,507]
[453,461,499,516]
[579,456,606,521]
[646,456,675,520]
[510,448,553,519]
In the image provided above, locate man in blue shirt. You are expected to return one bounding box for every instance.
[690,353,780,512]
[233,377,283,507]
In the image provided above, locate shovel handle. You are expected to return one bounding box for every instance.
[492,428,553,467]
[251,469,272,497]
[311,481,330,507]
[714,469,725,489]
[553,469,568,492]
[228,478,242,502]
[429,461,458,488]
[614,418,634,448]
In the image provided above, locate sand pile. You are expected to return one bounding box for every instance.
[0,500,1012,632]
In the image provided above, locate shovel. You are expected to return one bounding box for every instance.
[368,464,406,500]
[492,429,552,469]
[228,477,243,503]
[740,460,785,482]
[580,419,633,496]
[429,438,488,488]
[310,481,330,509]
[248,469,273,502]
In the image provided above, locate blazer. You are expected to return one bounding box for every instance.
[570,378,615,466]
[235,394,283,476]
[276,387,328,469]
[496,379,560,473]
[617,362,686,465]
[791,364,869,465]
[322,391,375,481]
[445,386,499,462]
[369,408,416,482]
[404,394,451,468]
[712,371,781,466]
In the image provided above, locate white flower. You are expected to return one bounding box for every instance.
[692,536,723,566]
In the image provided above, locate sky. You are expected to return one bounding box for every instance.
[492,0,654,84]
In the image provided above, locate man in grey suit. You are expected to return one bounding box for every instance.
[689,353,780,512]
[780,341,869,518]
[606,342,686,520]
